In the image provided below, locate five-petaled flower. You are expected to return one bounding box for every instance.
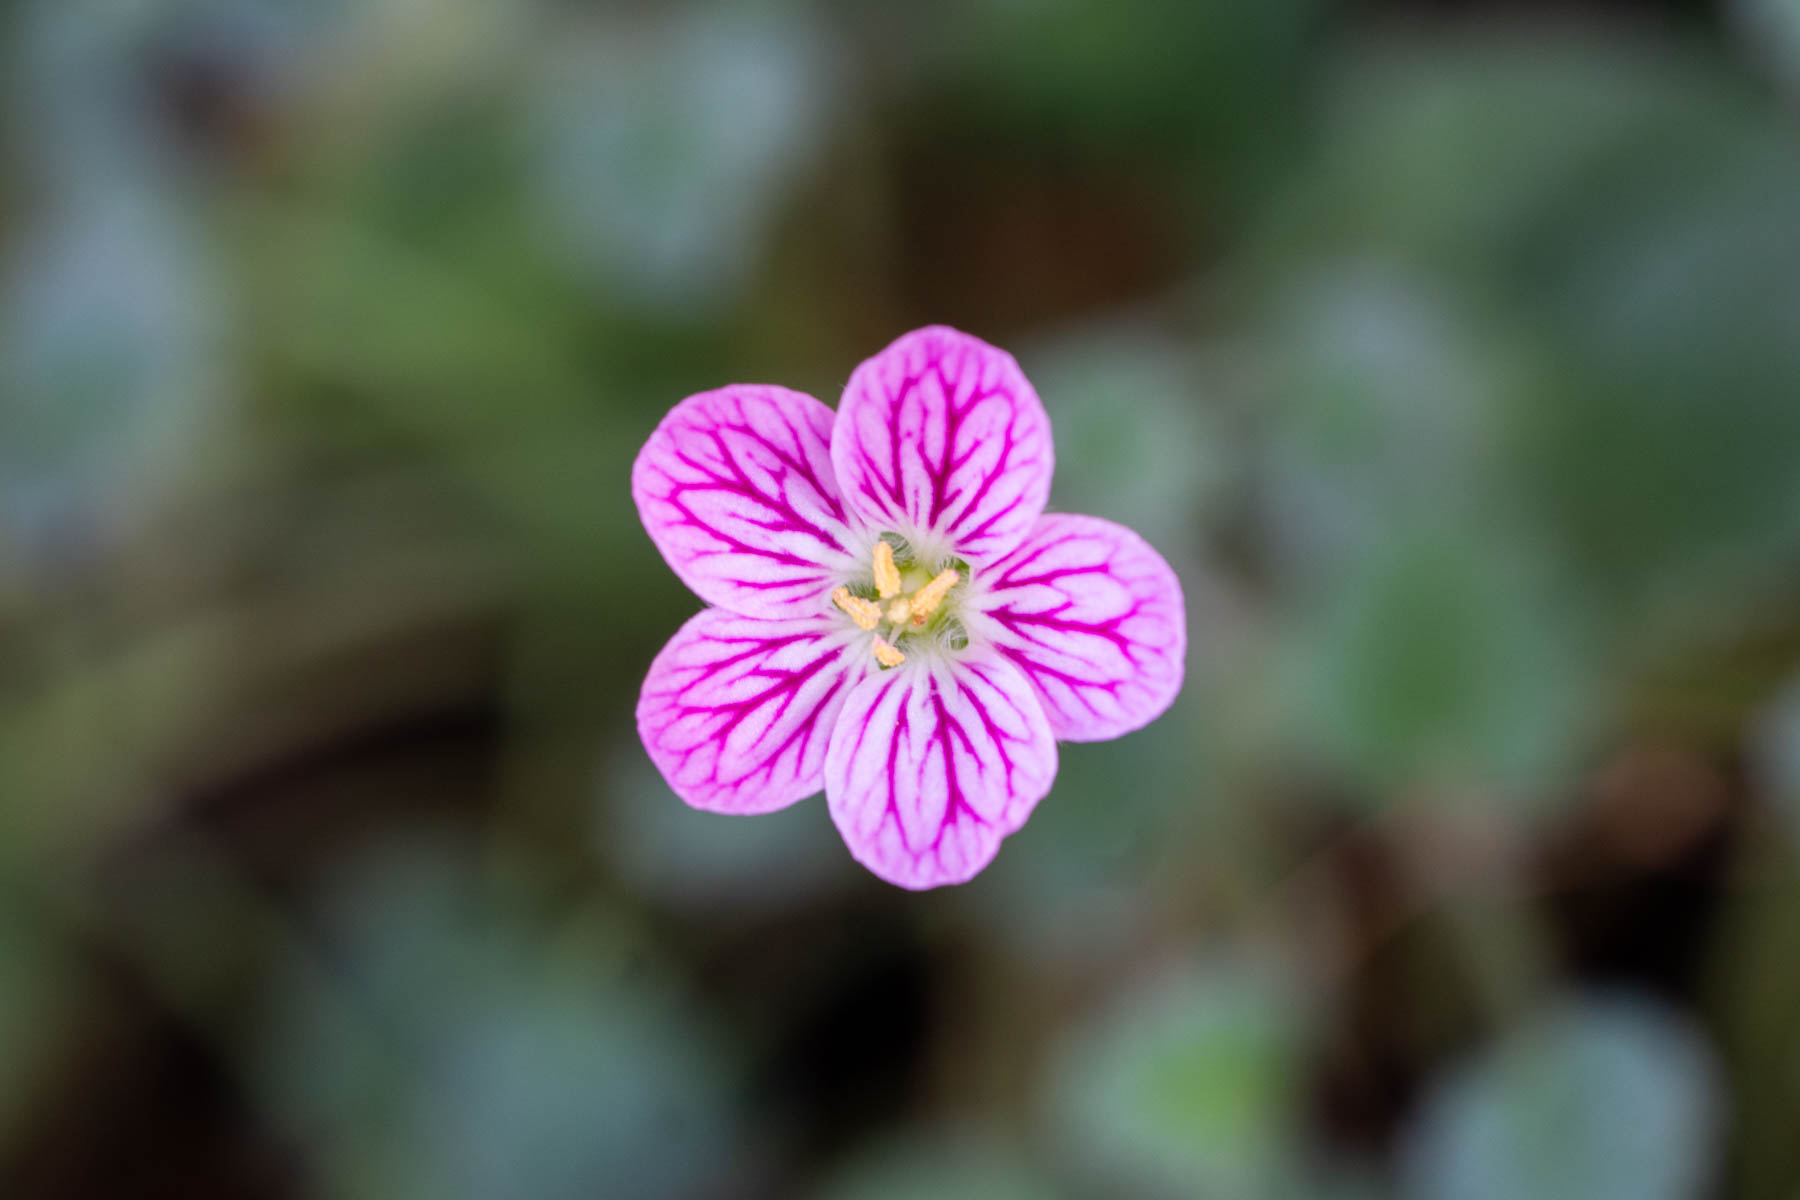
[633,326,1186,889]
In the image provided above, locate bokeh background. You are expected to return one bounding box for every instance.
[4,0,1800,1196]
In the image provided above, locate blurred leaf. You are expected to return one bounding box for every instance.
[525,7,840,313]
[603,753,854,912]
[976,696,1207,962]
[1266,34,1800,635]
[1026,324,1226,552]
[259,846,739,1200]
[1254,258,1526,587]
[1051,952,1309,1199]
[1512,107,1800,624]
[1749,674,1800,847]
[1734,0,1800,93]
[944,0,1322,189]
[248,200,658,585]
[1399,994,1722,1200]
[0,187,223,551]
[816,1129,1061,1200]
[1268,36,1729,273]
[1290,529,1587,796]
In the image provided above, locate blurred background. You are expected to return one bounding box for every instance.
[3,0,1800,1196]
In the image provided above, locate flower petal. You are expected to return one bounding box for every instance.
[831,326,1054,564]
[638,607,867,813]
[824,650,1057,889]
[633,385,865,616]
[971,514,1186,742]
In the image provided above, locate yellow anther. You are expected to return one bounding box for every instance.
[908,569,960,625]
[872,540,902,599]
[884,597,913,625]
[831,586,882,632]
[871,637,907,668]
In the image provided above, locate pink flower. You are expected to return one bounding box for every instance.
[633,326,1186,889]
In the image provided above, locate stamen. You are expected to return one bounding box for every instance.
[908,569,960,625]
[884,597,913,625]
[871,637,906,668]
[831,586,882,631]
[872,540,902,599]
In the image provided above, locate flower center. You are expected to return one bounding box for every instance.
[830,539,963,667]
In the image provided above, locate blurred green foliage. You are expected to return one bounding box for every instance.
[1399,995,1722,1200]
[3,0,1800,1197]
[260,848,737,1200]
[1051,953,1310,1198]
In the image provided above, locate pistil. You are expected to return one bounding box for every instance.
[833,544,963,667]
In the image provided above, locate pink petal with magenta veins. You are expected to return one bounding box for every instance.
[831,326,1053,566]
[971,513,1186,742]
[824,649,1057,889]
[638,608,868,814]
[634,385,865,617]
